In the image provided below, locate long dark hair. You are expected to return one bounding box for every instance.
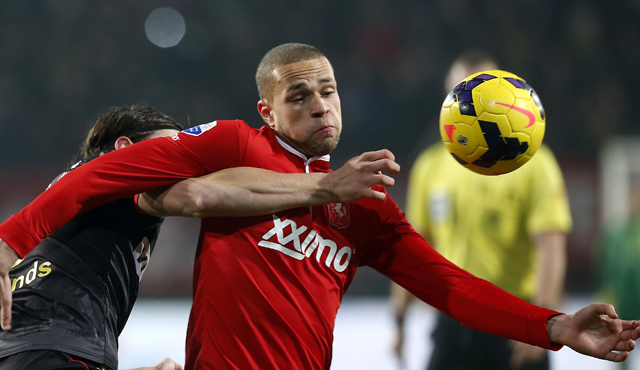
[80,104,183,158]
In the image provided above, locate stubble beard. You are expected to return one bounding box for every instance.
[274,118,341,157]
[305,134,340,157]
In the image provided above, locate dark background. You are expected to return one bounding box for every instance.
[0,0,636,297]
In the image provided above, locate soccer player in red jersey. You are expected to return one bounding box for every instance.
[0,44,639,370]
[0,104,393,370]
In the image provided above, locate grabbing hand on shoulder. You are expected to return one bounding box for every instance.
[0,239,19,331]
[548,302,640,362]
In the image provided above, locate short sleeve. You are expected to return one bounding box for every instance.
[525,145,572,234]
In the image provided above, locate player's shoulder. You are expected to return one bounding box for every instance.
[532,143,556,160]
[507,144,566,190]
[176,120,265,149]
[523,144,561,171]
[216,120,268,139]
[181,119,253,136]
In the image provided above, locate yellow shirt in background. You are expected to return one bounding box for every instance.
[406,143,572,300]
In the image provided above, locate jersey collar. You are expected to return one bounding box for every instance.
[275,135,330,163]
[274,135,330,173]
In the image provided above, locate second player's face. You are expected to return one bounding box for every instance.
[269,58,342,157]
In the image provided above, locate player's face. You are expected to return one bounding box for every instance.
[266,58,342,157]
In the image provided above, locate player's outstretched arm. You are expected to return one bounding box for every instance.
[548,303,640,362]
[129,358,184,370]
[137,149,400,218]
[0,239,18,331]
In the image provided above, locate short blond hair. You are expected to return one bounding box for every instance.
[255,43,326,102]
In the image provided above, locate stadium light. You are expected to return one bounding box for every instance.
[145,7,186,48]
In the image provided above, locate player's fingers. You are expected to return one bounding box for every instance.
[604,350,629,362]
[630,327,640,341]
[379,149,395,162]
[366,188,387,201]
[587,302,617,319]
[358,149,395,162]
[157,358,182,370]
[620,320,640,331]
[614,339,636,352]
[385,160,401,176]
[598,303,618,319]
[371,173,395,188]
[0,275,12,331]
[620,327,640,341]
[627,320,639,329]
[367,159,401,175]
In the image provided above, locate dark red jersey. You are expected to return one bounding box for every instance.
[0,120,561,370]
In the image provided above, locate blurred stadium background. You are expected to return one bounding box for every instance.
[1,1,639,369]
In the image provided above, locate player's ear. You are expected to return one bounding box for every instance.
[114,136,134,151]
[257,100,275,128]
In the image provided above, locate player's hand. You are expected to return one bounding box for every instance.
[154,358,183,370]
[0,239,18,331]
[509,340,546,369]
[324,149,400,202]
[129,358,184,370]
[547,303,640,362]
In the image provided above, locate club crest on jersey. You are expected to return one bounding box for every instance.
[182,121,217,136]
[327,203,350,229]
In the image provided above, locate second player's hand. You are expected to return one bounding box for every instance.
[548,303,640,362]
[129,357,184,370]
[154,358,183,370]
[0,239,18,331]
[324,149,400,202]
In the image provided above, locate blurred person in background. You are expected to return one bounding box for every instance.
[0,44,635,370]
[0,104,394,370]
[391,50,572,370]
[599,175,640,370]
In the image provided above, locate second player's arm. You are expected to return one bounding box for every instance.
[138,150,400,218]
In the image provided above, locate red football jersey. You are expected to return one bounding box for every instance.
[0,120,561,370]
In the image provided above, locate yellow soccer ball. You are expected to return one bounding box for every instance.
[440,70,545,175]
